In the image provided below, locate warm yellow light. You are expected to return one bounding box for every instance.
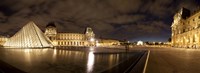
[137,41,143,45]
[90,38,95,42]
[24,49,31,53]
[87,51,94,73]
[89,47,94,51]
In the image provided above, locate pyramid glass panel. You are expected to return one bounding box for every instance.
[4,21,52,48]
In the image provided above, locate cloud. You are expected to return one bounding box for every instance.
[106,0,142,13]
[107,20,170,40]
[0,0,198,41]
[140,0,174,18]
[178,0,199,11]
[0,12,7,23]
[107,14,146,24]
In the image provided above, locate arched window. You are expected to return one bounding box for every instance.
[58,42,60,45]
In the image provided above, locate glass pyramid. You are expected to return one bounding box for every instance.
[4,21,53,48]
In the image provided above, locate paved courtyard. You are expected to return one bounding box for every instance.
[132,47,200,73]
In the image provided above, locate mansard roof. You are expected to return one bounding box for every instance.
[46,22,56,27]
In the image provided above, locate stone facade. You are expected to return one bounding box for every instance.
[45,23,96,47]
[171,8,200,48]
[97,39,120,47]
[0,36,8,46]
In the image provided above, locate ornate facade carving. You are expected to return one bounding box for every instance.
[171,8,200,48]
[45,23,96,47]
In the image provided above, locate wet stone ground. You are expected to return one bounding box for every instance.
[0,47,145,73]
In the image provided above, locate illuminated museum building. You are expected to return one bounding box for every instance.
[2,21,96,48]
[0,36,8,46]
[2,21,120,48]
[45,22,96,47]
[97,39,120,47]
[171,8,200,48]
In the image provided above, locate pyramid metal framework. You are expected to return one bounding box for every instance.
[4,21,53,48]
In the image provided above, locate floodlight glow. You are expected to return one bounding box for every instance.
[137,40,143,45]
[90,38,95,42]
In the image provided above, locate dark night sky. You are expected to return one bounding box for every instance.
[0,0,199,42]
